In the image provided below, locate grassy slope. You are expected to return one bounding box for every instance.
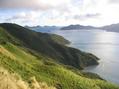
[0,43,118,89]
[0,67,56,89]
[0,23,99,69]
[49,34,70,45]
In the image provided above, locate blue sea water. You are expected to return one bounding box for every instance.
[53,29,119,85]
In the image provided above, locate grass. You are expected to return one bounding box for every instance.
[0,43,118,89]
[50,34,70,45]
[0,23,99,69]
[0,67,56,89]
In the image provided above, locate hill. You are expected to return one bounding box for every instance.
[60,24,97,30]
[0,42,118,89]
[101,23,119,32]
[26,25,60,33]
[0,23,99,69]
[61,23,119,32]
[0,23,118,89]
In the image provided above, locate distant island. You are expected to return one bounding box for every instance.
[26,25,60,32]
[60,24,97,30]
[100,23,119,32]
[60,23,119,32]
[26,23,119,33]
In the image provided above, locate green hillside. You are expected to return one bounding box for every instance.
[0,23,99,69]
[0,23,119,89]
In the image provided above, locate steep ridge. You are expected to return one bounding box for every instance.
[0,23,99,69]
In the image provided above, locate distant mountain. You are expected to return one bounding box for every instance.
[100,23,119,32]
[60,24,97,30]
[26,25,60,33]
[60,23,119,32]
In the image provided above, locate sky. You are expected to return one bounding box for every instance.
[0,0,119,26]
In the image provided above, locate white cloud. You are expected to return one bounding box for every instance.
[109,0,119,4]
[1,0,119,26]
[0,0,71,11]
[73,13,100,20]
[4,11,40,26]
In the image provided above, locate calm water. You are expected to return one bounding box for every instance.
[53,29,119,85]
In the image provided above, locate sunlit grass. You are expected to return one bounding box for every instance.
[0,43,118,89]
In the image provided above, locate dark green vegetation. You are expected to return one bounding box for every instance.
[49,34,70,45]
[0,23,119,89]
[0,23,99,69]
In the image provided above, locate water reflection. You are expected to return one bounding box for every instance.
[53,29,119,84]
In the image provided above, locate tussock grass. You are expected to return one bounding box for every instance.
[0,67,30,89]
[0,45,15,59]
[0,67,56,89]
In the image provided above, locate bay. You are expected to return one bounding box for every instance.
[53,29,119,85]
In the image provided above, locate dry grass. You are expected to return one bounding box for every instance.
[0,67,56,89]
[30,77,56,89]
[0,45,15,59]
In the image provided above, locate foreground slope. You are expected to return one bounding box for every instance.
[0,43,118,89]
[0,23,99,69]
[0,67,55,89]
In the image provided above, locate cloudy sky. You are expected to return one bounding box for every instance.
[0,0,119,26]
